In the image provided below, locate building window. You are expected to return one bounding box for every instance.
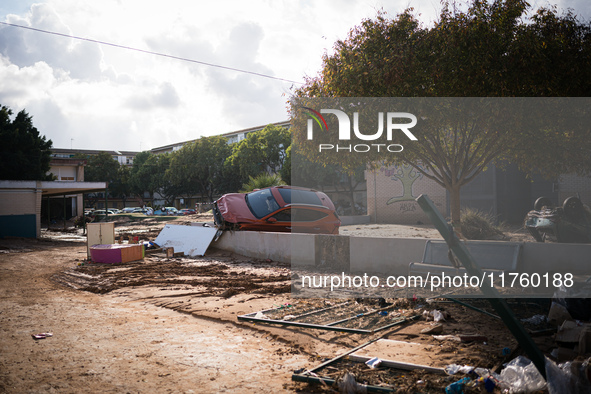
[60,177,75,181]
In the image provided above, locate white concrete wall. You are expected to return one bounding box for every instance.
[349,237,427,276]
[212,231,591,277]
[522,242,591,275]
[213,231,315,266]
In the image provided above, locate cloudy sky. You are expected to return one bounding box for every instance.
[1,0,589,152]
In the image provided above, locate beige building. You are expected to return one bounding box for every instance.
[0,180,106,238]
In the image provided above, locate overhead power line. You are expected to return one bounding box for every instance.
[0,21,303,85]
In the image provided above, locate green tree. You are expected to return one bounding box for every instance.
[279,145,292,185]
[111,165,133,207]
[84,152,120,184]
[228,124,291,182]
[288,145,365,212]
[83,152,122,208]
[167,136,235,202]
[156,153,182,206]
[129,151,161,206]
[294,1,591,225]
[0,105,53,180]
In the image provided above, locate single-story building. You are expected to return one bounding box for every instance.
[0,180,107,238]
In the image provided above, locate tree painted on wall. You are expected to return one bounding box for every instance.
[385,165,423,205]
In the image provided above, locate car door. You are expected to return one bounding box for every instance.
[290,207,333,234]
[261,208,292,232]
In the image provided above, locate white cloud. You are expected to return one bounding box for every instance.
[0,0,589,152]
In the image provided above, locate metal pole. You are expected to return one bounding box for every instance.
[82,192,86,235]
[63,194,66,230]
[105,187,109,221]
[416,194,547,378]
[47,196,50,229]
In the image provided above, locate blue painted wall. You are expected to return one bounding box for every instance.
[0,215,37,238]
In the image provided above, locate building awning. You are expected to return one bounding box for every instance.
[0,180,108,196]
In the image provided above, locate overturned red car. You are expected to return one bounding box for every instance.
[213,186,340,234]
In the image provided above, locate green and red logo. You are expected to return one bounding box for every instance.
[304,107,418,153]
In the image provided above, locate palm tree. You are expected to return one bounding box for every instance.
[240,173,285,193]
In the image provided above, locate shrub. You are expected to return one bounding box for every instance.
[459,208,505,240]
[240,173,285,193]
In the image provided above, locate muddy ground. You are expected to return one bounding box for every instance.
[0,215,556,393]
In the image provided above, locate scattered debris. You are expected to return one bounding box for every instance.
[445,376,470,394]
[89,244,143,264]
[423,309,448,322]
[433,334,488,343]
[239,299,420,334]
[349,339,446,373]
[365,357,382,369]
[31,332,53,340]
[154,224,218,257]
[499,356,546,393]
[420,323,443,334]
[546,356,591,394]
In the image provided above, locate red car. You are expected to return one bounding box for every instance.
[180,208,196,215]
[213,186,340,234]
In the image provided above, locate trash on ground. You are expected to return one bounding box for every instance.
[552,319,591,361]
[433,334,488,343]
[154,224,218,257]
[424,309,447,322]
[546,356,591,394]
[445,364,474,375]
[349,339,446,373]
[420,322,443,334]
[521,314,547,325]
[31,332,53,340]
[499,356,546,393]
[89,244,144,264]
[445,376,471,394]
[365,357,382,369]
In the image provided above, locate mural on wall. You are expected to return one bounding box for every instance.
[383,165,423,209]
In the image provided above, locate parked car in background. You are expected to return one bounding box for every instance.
[525,196,591,243]
[153,207,179,216]
[180,208,196,215]
[92,209,118,216]
[121,207,137,213]
[213,186,340,234]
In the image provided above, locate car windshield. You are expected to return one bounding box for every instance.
[278,188,322,206]
[245,189,280,218]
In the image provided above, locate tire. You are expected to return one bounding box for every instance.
[563,196,584,218]
[534,197,553,211]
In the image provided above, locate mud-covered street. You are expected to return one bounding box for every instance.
[0,217,557,393]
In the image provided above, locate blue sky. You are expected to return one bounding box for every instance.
[0,0,589,152]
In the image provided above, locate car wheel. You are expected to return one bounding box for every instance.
[534,197,553,211]
[563,196,584,218]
